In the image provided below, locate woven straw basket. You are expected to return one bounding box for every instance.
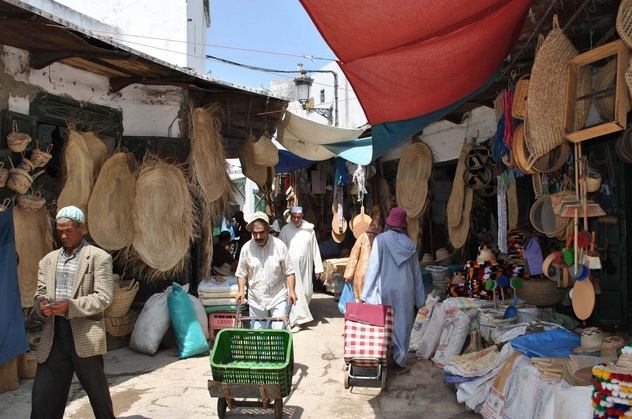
[16,191,46,212]
[516,278,566,306]
[526,16,591,166]
[252,132,279,167]
[17,157,35,172]
[7,169,37,195]
[586,169,602,193]
[105,279,139,318]
[6,121,32,153]
[0,162,8,188]
[512,76,529,120]
[626,58,632,100]
[30,144,53,168]
[617,0,632,49]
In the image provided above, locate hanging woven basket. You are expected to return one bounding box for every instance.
[30,143,54,168]
[17,157,35,172]
[7,169,38,195]
[0,162,8,188]
[511,76,529,120]
[252,132,279,167]
[16,191,46,212]
[6,120,32,153]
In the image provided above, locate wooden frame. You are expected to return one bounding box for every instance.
[564,40,630,143]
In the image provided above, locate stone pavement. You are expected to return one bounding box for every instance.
[0,293,479,419]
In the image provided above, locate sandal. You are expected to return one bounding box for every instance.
[465,146,491,170]
[464,167,493,190]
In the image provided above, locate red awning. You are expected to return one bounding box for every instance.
[300,0,534,125]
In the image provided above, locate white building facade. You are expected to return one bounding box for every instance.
[17,0,209,74]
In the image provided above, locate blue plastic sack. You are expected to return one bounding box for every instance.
[338,282,355,314]
[509,328,580,358]
[167,282,209,359]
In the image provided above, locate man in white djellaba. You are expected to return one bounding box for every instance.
[280,206,323,333]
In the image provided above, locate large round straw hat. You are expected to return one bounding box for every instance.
[252,132,279,167]
[529,195,567,236]
[239,133,268,189]
[448,186,473,249]
[80,132,108,179]
[131,156,194,276]
[396,142,432,219]
[447,143,473,228]
[13,206,53,308]
[57,130,94,218]
[190,106,229,205]
[420,253,434,268]
[526,16,591,165]
[88,152,137,251]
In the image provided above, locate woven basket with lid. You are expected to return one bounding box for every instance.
[0,162,8,188]
[30,143,53,168]
[7,169,35,194]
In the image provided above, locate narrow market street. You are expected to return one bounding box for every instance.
[0,292,478,419]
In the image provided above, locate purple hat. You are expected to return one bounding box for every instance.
[386,207,407,228]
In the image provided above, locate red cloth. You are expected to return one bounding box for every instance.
[300,0,534,124]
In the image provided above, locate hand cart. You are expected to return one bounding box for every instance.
[208,300,293,419]
[343,304,394,390]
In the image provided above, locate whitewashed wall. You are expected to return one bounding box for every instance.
[2,45,185,137]
[18,0,207,74]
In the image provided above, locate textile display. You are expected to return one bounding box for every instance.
[0,206,29,365]
[199,297,238,307]
[197,276,239,294]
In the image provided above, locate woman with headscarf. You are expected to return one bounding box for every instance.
[361,207,425,373]
[343,213,383,302]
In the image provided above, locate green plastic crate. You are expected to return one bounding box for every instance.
[210,328,294,396]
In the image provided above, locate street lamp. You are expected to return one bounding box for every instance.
[293,63,339,127]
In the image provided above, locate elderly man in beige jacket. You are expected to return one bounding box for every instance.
[31,206,114,419]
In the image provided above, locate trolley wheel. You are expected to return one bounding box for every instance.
[381,368,388,390]
[274,398,283,419]
[344,370,350,389]
[217,398,227,419]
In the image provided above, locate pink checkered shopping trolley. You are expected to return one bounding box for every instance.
[343,303,394,390]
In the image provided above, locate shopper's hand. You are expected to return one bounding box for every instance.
[235,292,245,306]
[38,299,53,317]
[315,273,321,281]
[287,291,298,305]
[49,300,68,315]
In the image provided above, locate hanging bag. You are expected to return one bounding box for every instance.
[337,282,355,314]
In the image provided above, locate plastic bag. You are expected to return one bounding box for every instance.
[130,292,170,355]
[337,282,355,314]
[167,282,209,359]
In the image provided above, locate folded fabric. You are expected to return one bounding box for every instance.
[198,290,238,299]
[197,276,238,294]
[200,297,237,307]
[203,305,244,314]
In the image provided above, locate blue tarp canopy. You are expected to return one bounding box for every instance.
[275,150,316,173]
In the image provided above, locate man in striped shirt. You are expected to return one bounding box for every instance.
[235,211,297,329]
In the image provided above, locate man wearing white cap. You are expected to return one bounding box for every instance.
[31,206,115,418]
[235,211,297,329]
[280,206,323,333]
